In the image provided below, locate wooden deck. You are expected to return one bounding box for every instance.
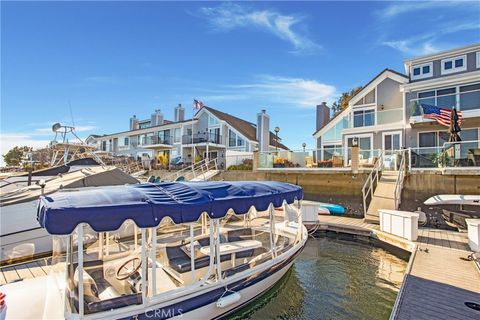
[313,215,480,320]
[0,258,51,285]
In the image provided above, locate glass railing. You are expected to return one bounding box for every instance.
[182,133,221,144]
[409,88,480,117]
[142,136,171,145]
[409,140,480,168]
[377,108,404,125]
[346,108,404,128]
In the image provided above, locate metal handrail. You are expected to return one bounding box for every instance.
[394,150,407,209]
[362,151,383,217]
[162,158,218,182]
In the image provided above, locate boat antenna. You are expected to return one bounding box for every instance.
[68,100,75,127]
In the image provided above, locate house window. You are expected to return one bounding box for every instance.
[208,115,219,126]
[436,87,456,109]
[124,137,129,146]
[229,130,237,147]
[459,83,480,111]
[441,55,466,75]
[418,91,435,106]
[173,128,181,143]
[322,145,342,161]
[477,52,480,69]
[411,62,433,80]
[419,131,448,148]
[353,109,375,127]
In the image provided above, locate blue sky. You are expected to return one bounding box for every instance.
[1,1,479,162]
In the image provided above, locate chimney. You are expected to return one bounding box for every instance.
[316,102,330,131]
[174,104,185,122]
[151,109,164,127]
[130,115,139,130]
[256,109,270,152]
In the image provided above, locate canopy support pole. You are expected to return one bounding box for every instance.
[190,223,196,283]
[150,227,157,297]
[141,229,147,302]
[78,224,84,317]
[99,232,104,260]
[215,219,222,282]
[269,204,277,258]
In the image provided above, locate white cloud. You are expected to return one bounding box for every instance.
[379,1,467,18]
[378,1,479,56]
[0,134,51,167]
[382,40,442,56]
[198,3,320,54]
[226,75,337,108]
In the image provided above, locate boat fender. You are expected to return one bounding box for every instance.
[216,292,241,308]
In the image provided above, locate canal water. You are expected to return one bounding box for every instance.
[228,235,408,320]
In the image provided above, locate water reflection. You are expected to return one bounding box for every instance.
[228,237,408,320]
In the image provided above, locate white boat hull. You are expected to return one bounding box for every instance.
[424,194,480,206]
[0,201,51,263]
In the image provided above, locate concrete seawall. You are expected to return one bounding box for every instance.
[212,169,480,216]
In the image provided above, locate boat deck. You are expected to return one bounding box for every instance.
[0,258,51,285]
[313,215,480,320]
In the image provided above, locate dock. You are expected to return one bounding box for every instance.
[312,215,480,320]
[0,258,51,285]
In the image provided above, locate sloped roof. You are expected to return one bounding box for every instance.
[203,106,289,150]
[312,68,408,137]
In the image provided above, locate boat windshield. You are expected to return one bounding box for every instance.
[66,201,302,317]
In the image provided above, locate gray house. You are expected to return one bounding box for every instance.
[313,43,480,167]
[87,105,288,169]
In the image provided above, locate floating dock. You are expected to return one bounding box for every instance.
[307,215,480,320]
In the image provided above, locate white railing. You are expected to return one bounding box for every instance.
[162,158,218,182]
[393,150,407,209]
[362,151,383,217]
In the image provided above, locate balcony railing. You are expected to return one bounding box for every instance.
[346,108,404,128]
[409,87,480,117]
[182,132,221,144]
[409,140,480,169]
[141,136,171,145]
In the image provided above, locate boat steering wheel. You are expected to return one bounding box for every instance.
[116,257,141,280]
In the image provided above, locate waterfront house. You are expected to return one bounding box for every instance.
[87,105,288,169]
[313,43,480,168]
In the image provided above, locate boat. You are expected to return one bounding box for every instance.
[0,181,307,319]
[0,166,139,264]
[424,194,480,230]
[318,202,345,215]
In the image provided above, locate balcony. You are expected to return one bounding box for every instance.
[409,85,480,119]
[141,136,171,146]
[344,108,404,130]
[182,132,222,144]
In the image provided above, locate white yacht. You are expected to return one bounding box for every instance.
[0,166,138,264]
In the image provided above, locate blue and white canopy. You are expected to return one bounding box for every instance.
[37,181,303,235]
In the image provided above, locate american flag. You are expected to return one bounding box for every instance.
[193,99,204,110]
[421,104,462,127]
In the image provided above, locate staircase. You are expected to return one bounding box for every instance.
[363,151,407,224]
[162,158,220,182]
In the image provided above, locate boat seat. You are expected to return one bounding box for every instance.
[73,267,142,314]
